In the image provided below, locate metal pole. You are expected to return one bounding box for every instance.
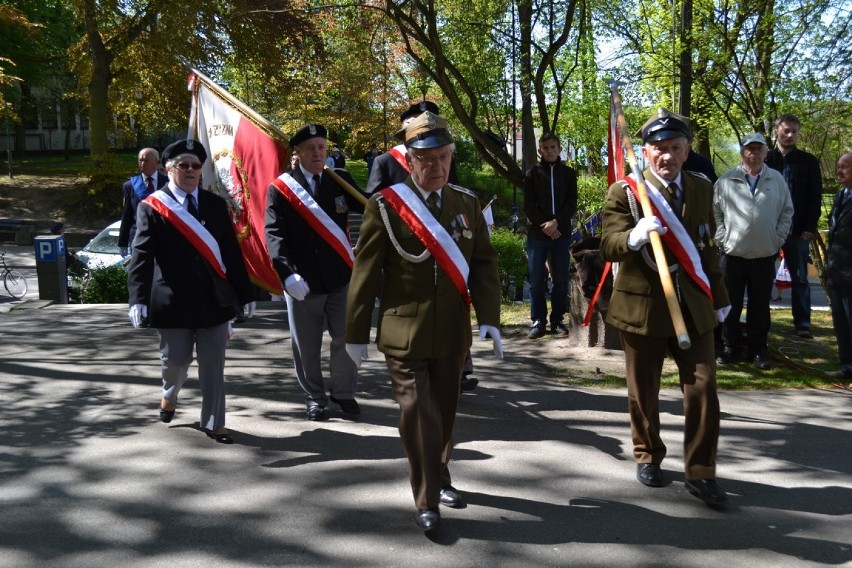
[5,112,12,179]
[511,0,518,230]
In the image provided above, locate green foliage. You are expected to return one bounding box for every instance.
[489,227,527,301]
[576,172,608,222]
[81,264,129,304]
[64,154,129,223]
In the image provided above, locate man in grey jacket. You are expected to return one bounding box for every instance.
[714,133,793,369]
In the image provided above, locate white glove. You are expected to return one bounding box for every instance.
[129,304,148,328]
[243,301,256,319]
[346,343,369,368]
[479,325,504,359]
[627,216,667,250]
[716,305,731,323]
[284,274,311,301]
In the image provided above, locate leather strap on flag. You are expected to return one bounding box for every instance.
[271,173,355,268]
[622,177,712,300]
[142,190,227,278]
[387,145,410,173]
[379,183,471,306]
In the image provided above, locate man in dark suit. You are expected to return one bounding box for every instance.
[345,111,503,531]
[826,152,852,380]
[119,148,169,256]
[265,124,367,421]
[600,108,731,506]
[127,139,256,445]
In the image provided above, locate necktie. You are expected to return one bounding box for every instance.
[186,193,199,218]
[312,174,321,197]
[146,176,154,195]
[669,183,683,217]
[426,192,440,218]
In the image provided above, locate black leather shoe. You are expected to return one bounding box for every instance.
[716,349,738,365]
[439,485,463,508]
[552,322,569,335]
[636,463,665,487]
[685,478,727,505]
[330,396,361,415]
[306,404,328,421]
[159,408,175,423]
[415,508,441,531]
[752,354,771,370]
[204,429,234,444]
[460,376,479,392]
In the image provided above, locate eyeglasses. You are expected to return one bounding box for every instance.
[175,162,203,171]
[410,152,453,167]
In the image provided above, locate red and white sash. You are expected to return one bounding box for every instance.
[623,177,712,300]
[270,173,355,268]
[387,145,410,173]
[379,183,471,306]
[142,189,227,278]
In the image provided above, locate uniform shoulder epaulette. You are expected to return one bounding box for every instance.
[683,169,711,183]
[447,183,477,199]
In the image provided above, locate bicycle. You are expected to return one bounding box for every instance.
[0,250,28,299]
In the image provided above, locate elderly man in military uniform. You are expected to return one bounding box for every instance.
[345,111,503,531]
[600,108,731,506]
[266,124,366,421]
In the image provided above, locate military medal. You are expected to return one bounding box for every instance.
[454,212,473,239]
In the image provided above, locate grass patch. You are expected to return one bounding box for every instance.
[497,300,841,390]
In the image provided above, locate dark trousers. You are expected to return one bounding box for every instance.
[385,353,466,510]
[782,235,812,330]
[829,286,852,367]
[621,329,720,480]
[721,253,776,357]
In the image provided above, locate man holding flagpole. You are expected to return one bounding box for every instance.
[266,124,367,422]
[601,108,731,506]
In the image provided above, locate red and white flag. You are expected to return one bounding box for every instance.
[607,99,625,185]
[189,71,285,294]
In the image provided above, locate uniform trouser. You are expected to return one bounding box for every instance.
[385,352,467,510]
[621,329,720,481]
[286,284,357,405]
[782,235,812,330]
[721,253,776,357]
[829,286,852,367]
[158,323,229,432]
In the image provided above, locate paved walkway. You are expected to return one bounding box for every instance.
[1,301,850,567]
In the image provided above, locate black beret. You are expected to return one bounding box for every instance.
[638,108,691,144]
[161,139,207,165]
[290,124,327,147]
[399,101,440,123]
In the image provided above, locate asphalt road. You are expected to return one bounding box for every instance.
[1,296,850,567]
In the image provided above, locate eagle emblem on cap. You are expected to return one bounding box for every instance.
[308,125,317,135]
[419,102,427,112]
[186,139,194,150]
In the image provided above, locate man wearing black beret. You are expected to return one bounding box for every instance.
[600,108,731,506]
[266,124,367,421]
[127,138,256,445]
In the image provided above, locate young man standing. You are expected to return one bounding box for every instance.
[523,133,578,339]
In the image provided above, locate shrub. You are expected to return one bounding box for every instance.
[490,227,527,301]
[82,264,129,304]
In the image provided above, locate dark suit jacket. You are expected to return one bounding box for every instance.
[119,172,168,249]
[365,146,459,194]
[826,188,852,288]
[265,168,366,295]
[766,147,823,236]
[127,186,254,328]
[600,169,729,338]
[346,179,501,359]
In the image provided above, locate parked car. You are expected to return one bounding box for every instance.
[75,220,124,270]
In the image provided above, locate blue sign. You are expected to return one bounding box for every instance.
[35,236,65,262]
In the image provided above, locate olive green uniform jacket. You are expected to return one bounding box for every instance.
[600,170,729,338]
[346,179,501,358]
